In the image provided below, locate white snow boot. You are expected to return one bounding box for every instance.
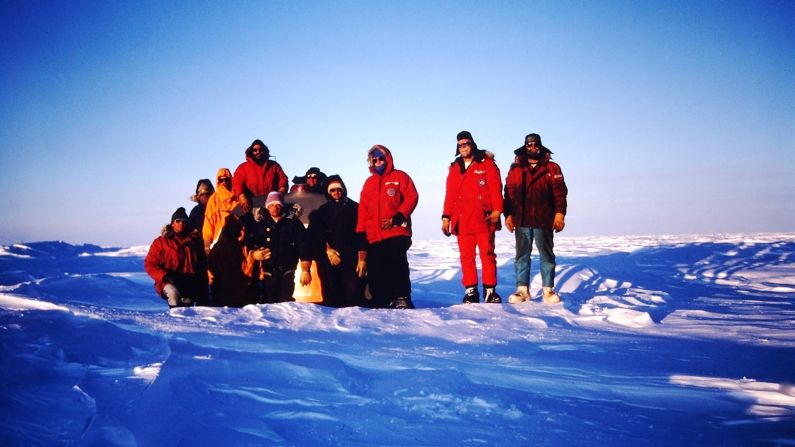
[508,285,530,304]
[542,287,561,304]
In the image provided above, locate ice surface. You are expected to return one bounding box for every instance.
[1,234,794,446]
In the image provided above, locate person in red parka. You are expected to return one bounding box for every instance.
[232,139,289,214]
[442,131,503,304]
[144,207,208,308]
[356,145,419,309]
[503,133,568,304]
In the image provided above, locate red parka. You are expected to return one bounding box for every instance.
[443,150,503,235]
[232,147,288,198]
[144,226,207,296]
[503,151,568,229]
[356,145,419,244]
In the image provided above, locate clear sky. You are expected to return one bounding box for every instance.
[1,0,793,246]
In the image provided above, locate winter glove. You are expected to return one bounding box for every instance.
[391,212,406,227]
[291,203,303,218]
[238,194,251,214]
[326,245,342,266]
[553,212,565,233]
[252,247,271,261]
[505,215,515,233]
[355,251,367,278]
[299,261,312,286]
[441,218,451,237]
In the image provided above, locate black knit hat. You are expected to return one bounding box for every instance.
[455,130,478,155]
[171,207,189,222]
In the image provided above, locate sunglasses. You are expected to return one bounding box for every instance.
[198,192,212,197]
[371,156,385,163]
[457,142,472,148]
[173,218,188,223]
[218,177,231,182]
[307,174,318,179]
[328,188,343,193]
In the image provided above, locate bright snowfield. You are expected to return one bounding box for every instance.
[1,233,794,447]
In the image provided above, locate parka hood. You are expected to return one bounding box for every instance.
[367,144,395,175]
[215,168,233,187]
[244,139,270,164]
[323,174,348,201]
[190,179,214,202]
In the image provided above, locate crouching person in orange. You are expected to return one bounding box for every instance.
[145,207,208,308]
[442,131,504,304]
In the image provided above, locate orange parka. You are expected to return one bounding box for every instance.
[203,168,238,252]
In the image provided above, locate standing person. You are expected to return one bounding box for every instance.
[503,133,568,304]
[245,192,312,303]
[202,168,238,254]
[144,207,208,308]
[357,145,419,309]
[442,131,504,304]
[207,215,258,307]
[309,175,368,307]
[188,179,214,233]
[232,139,288,214]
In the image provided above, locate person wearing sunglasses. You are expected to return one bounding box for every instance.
[503,133,568,304]
[442,131,504,304]
[308,175,368,307]
[292,167,328,194]
[145,207,208,308]
[232,139,289,214]
[356,145,419,309]
[188,178,214,233]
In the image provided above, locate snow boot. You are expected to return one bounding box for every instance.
[484,287,502,304]
[542,287,561,304]
[462,286,480,304]
[508,285,530,304]
[391,296,415,309]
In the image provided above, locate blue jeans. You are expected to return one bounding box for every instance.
[514,227,556,287]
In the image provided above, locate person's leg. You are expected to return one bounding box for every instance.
[366,242,389,308]
[533,228,556,288]
[478,231,501,303]
[277,270,296,302]
[457,233,478,289]
[509,228,533,303]
[514,227,533,287]
[383,236,413,308]
[477,231,497,287]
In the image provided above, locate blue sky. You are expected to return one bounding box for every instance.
[1,0,793,246]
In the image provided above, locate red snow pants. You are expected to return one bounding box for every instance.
[456,231,497,288]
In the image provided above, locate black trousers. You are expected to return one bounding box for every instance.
[259,268,296,304]
[367,236,411,308]
[317,255,365,308]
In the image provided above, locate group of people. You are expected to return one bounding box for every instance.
[144,131,568,310]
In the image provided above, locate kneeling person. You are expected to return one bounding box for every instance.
[144,207,208,308]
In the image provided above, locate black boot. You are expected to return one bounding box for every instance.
[484,287,502,304]
[462,286,480,304]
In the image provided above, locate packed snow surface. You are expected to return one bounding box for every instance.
[1,233,794,446]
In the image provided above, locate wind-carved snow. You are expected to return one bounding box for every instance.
[1,233,794,446]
